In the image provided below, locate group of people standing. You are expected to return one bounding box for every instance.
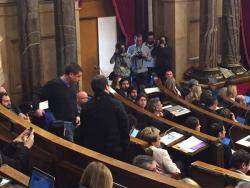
[110,32,171,91]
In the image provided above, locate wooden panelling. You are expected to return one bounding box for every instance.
[79,0,114,18]
[80,18,99,94]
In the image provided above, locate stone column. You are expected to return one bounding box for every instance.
[192,0,224,83]
[220,0,247,75]
[54,0,77,76]
[16,0,43,100]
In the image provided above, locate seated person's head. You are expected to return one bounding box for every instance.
[128,86,138,100]
[230,149,250,174]
[188,79,199,89]
[165,70,173,79]
[165,77,176,92]
[77,91,88,105]
[119,78,130,91]
[91,75,109,95]
[133,155,159,173]
[218,87,227,98]
[0,93,11,109]
[187,85,202,102]
[147,97,163,114]
[235,95,247,106]
[209,122,226,139]
[204,95,218,111]
[80,161,113,188]
[200,89,213,105]
[135,93,147,109]
[217,108,235,121]
[111,76,122,90]
[139,126,161,147]
[226,85,238,99]
[185,116,201,132]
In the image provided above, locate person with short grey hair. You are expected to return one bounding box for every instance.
[235,181,250,188]
[132,155,160,173]
[147,97,163,117]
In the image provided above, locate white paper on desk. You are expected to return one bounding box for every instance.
[176,136,204,153]
[0,178,11,186]
[162,105,173,110]
[236,135,250,147]
[144,87,160,94]
[161,131,184,146]
[39,100,49,110]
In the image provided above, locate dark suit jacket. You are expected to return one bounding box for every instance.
[80,93,129,158]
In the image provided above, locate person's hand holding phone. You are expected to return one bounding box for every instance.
[23,129,34,149]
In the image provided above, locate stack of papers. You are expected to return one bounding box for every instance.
[236,135,250,147]
[161,131,184,146]
[174,136,207,153]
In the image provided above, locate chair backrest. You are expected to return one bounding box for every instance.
[190,161,250,188]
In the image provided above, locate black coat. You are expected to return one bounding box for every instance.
[80,93,129,158]
[0,142,29,173]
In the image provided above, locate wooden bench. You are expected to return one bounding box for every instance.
[190,161,250,188]
[110,88,224,167]
[0,105,192,188]
[155,81,250,149]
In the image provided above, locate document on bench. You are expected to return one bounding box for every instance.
[163,105,191,117]
[39,100,49,110]
[144,87,161,94]
[174,136,207,153]
[236,135,250,148]
[161,131,184,146]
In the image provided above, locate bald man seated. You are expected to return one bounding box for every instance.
[77,91,89,113]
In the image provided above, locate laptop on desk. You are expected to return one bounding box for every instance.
[29,167,55,188]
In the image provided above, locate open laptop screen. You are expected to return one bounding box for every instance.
[29,167,55,188]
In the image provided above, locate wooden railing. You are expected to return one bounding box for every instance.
[0,105,191,188]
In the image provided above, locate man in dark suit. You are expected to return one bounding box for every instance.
[80,75,129,159]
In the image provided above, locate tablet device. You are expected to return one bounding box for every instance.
[130,129,139,138]
[29,167,55,188]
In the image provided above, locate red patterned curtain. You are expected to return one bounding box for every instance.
[241,0,250,67]
[112,0,135,46]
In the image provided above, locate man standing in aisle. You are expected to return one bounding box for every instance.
[127,33,151,92]
[33,63,82,142]
[80,75,129,160]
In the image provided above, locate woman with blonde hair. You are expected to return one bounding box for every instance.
[139,126,181,177]
[226,85,238,101]
[80,161,113,188]
[165,77,181,97]
[185,85,202,103]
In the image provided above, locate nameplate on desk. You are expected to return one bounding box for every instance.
[173,136,207,153]
[161,131,184,146]
[144,87,161,94]
[236,135,250,148]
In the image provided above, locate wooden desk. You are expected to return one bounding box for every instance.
[0,164,29,187]
[190,161,250,188]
